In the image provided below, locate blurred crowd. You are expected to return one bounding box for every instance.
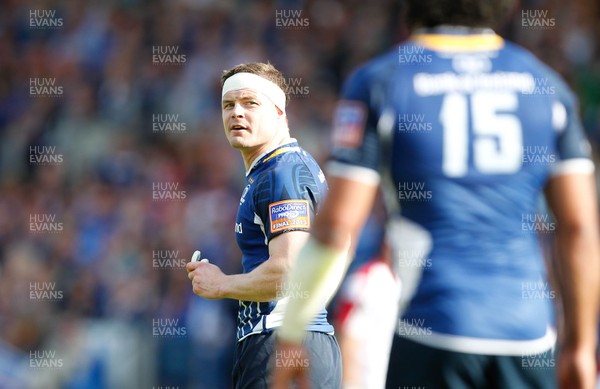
[0,0,598,388]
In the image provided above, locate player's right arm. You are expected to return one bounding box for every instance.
[543,73,600,389]
[545,173,600,389]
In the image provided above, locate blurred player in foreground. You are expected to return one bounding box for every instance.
[272,0,600,387]
[186,62,341,388]
[333,253,400,389]
[329,206,401,389]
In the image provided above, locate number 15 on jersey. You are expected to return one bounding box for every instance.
[441,91,523,177]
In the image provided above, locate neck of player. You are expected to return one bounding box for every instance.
[240,128,292,171]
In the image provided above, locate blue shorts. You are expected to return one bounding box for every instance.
[232,331,342,389]
[386,335,556,389]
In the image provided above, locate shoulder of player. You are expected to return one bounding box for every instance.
[249,150,325,212]
[278,145,321,168]
[503,40,573,95]
[253,149,319,184]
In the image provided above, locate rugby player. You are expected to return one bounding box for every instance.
[186,62,341,389]
[272,1,600,388]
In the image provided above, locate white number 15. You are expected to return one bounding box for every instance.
[440,91,522,177]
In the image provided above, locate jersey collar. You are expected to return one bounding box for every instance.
[411,26,504,52]
[245,139,300,176]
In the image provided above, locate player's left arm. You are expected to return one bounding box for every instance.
[545,172,600,389]
[542,72,600,389]
[186,230,309,301]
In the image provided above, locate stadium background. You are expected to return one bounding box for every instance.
[0,0,599,388]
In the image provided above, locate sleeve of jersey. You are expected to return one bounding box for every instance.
[253,164,320,242]
[327,66,382,186]
[549,72,595,177]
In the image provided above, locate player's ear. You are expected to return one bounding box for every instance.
[276,106,287,123]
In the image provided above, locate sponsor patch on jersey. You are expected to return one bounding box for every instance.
[269,200,310,233]
[332,100,367,149]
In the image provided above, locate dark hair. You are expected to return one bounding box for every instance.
[405,0,515,29]
[221,62,289,107]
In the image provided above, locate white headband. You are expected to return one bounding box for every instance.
[222,72,286,114]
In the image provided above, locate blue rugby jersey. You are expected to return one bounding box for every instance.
[328,27,594,355]
[235,140,333,341]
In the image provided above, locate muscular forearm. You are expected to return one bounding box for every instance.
[217,231,310,302]
[556,225,600,349]
[221,258,288,302]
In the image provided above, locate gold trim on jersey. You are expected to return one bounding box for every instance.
[262,146,301,163]
[411,33,504,52]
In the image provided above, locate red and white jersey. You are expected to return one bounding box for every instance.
[335,259,401,389]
